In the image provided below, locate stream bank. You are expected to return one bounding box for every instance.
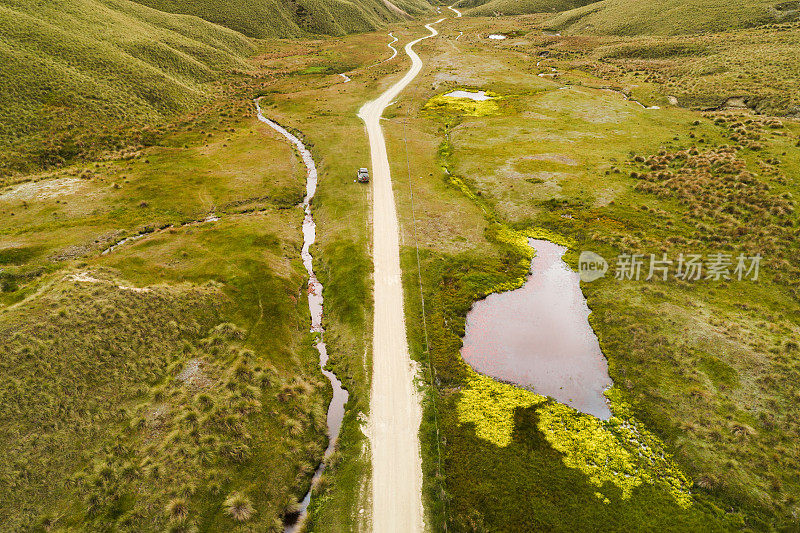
[254,99,348,532]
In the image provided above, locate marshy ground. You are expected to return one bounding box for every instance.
[1,5,800,532]
[380,13,800,531]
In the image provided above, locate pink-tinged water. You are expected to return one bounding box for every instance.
[462,239,613,419]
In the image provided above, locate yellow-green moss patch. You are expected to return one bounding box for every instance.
[457,365,693,507]
[423,91,502,117]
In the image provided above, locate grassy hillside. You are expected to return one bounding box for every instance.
[463,0,597,16]
[0,0,255,176]
[588,23,800,115]
[0,87,334,530]
[132,0,433,38]
[0,0,433,177]
[548,0,799,35]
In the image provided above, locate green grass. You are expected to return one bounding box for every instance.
[133,0,433,38]
[232,28,409,529]
[588,23,800,115]
[399,243,737,530]
[384,15,800,529]
[464,0,597,16]
[0,267,325,531]
[548,0,797,35]
[0,0,435,178]
[0,0,258,176]
[0,74,341,529]
[4,6,799,531]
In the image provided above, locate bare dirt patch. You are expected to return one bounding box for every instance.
[0,177,84,201]
[382,0,410,17]
[69,272,103,284]
[525,153,580,166]
[69,271,153,293]
[176,358,214,390]
[723,97,750,110]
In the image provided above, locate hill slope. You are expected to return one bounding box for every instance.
[547,0,799,35]
[132,0,432,38]
[461,0,597,16]
[0,0,256,175]
[0,0,433,176]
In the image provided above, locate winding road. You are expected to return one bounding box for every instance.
[358,18,444,532]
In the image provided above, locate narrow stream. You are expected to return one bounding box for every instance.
[387,32,398,60]
[101,214,220,255]
[461,239,613,419]
[254,99,349,531]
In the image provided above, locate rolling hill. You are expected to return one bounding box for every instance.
[0,0,256,175]
[0,0,433,176]
[456,0,798,36]
[547,0,799,35]
[131,0,433,39]
[462,0,597,16]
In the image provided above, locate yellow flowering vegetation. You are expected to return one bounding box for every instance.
[538,401,693,508]
[456,365,694,508]
[495,225,536,257]
[423,90,502,117]
[447,174,481,204]
[481,226,576,296]
[521,227,574,249]
[456,368,547,447]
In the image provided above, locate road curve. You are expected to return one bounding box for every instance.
[358,19,444,533]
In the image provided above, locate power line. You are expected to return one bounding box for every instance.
[398,21,448,529]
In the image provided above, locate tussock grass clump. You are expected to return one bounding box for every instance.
[165,498,189,521]
[602,42,711,59]
[0,268,327,530]
[630,138,799,296]
[223,491,255,522]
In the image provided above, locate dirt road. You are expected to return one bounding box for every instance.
[358,18,444,533]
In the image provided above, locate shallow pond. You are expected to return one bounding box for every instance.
[444,90,494,101]
[461,239,612,419]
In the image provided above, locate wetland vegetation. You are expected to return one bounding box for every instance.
[2,0,800,530]
[387,10,800,530]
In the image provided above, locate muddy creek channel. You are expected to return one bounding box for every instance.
[254,99,348,531]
